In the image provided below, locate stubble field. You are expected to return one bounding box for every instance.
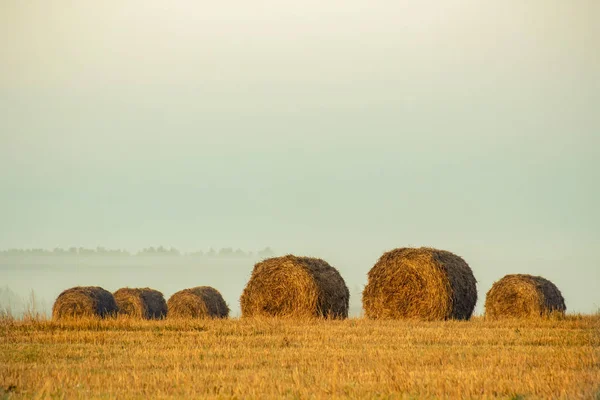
[1,316,599,399]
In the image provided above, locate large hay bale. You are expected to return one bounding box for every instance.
[485,274,566,319]
[362,247,477,320]
[167,286,229,319]
[114,287,167,319]
[240,255,350,319]
[52,286,118,319]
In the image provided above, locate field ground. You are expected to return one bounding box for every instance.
[1,316,599,399]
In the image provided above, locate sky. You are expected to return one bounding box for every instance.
[1,0,599,313]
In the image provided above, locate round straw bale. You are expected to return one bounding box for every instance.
[167,286,229,319]
[485,274,566,319]
[362,247,477,320]
[114,287,167,319]
[240,255,350,319]
[52,286,118,319]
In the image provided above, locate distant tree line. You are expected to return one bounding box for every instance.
[0,246,275,258]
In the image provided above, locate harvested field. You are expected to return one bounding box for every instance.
[0,316,598,399]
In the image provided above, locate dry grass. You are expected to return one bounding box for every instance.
[167,287,229,319]
[240,255,349,319]
[114,288,167,320]
[363,248,477,320]
[52,286,118,320]
[486,274,567,319]
[1,315,599,399]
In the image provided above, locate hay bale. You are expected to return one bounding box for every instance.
[240,255,350,319]
[167,286,229,319]
[52,286,118,319]
[114,287,167,319]
[362,247,477,320]
[485,274,566,318]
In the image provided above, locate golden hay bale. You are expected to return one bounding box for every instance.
[52,286,118,319]
[114,287,167,319]
[240,255,350,319]
[485,274,566,319]
[167,286,229,319]
[362,247,477,320]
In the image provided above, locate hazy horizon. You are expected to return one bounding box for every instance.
[1,0,598,314]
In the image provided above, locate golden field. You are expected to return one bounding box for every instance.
[1,316,599,399]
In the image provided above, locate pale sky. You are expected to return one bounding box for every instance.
[1,1,599,313]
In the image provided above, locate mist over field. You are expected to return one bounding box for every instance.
[1,252,284,318]
[1,0,599,316]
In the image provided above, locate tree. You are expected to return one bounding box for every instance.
[257,247,275,258]
[218,247,234,257]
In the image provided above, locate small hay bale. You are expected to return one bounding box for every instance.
[167,286,229,319]
[52,286,118,319]
[240,255,350,319]
[485,274,566,319]
[362,247,477,320]
[114,287,167,319]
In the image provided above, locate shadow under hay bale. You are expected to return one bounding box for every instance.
[240,255,349,319]
[167,286,229,319]
[485,274,566,319]
[52,286,118,319]
[114,287,167,319]
[362,247,477,320]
